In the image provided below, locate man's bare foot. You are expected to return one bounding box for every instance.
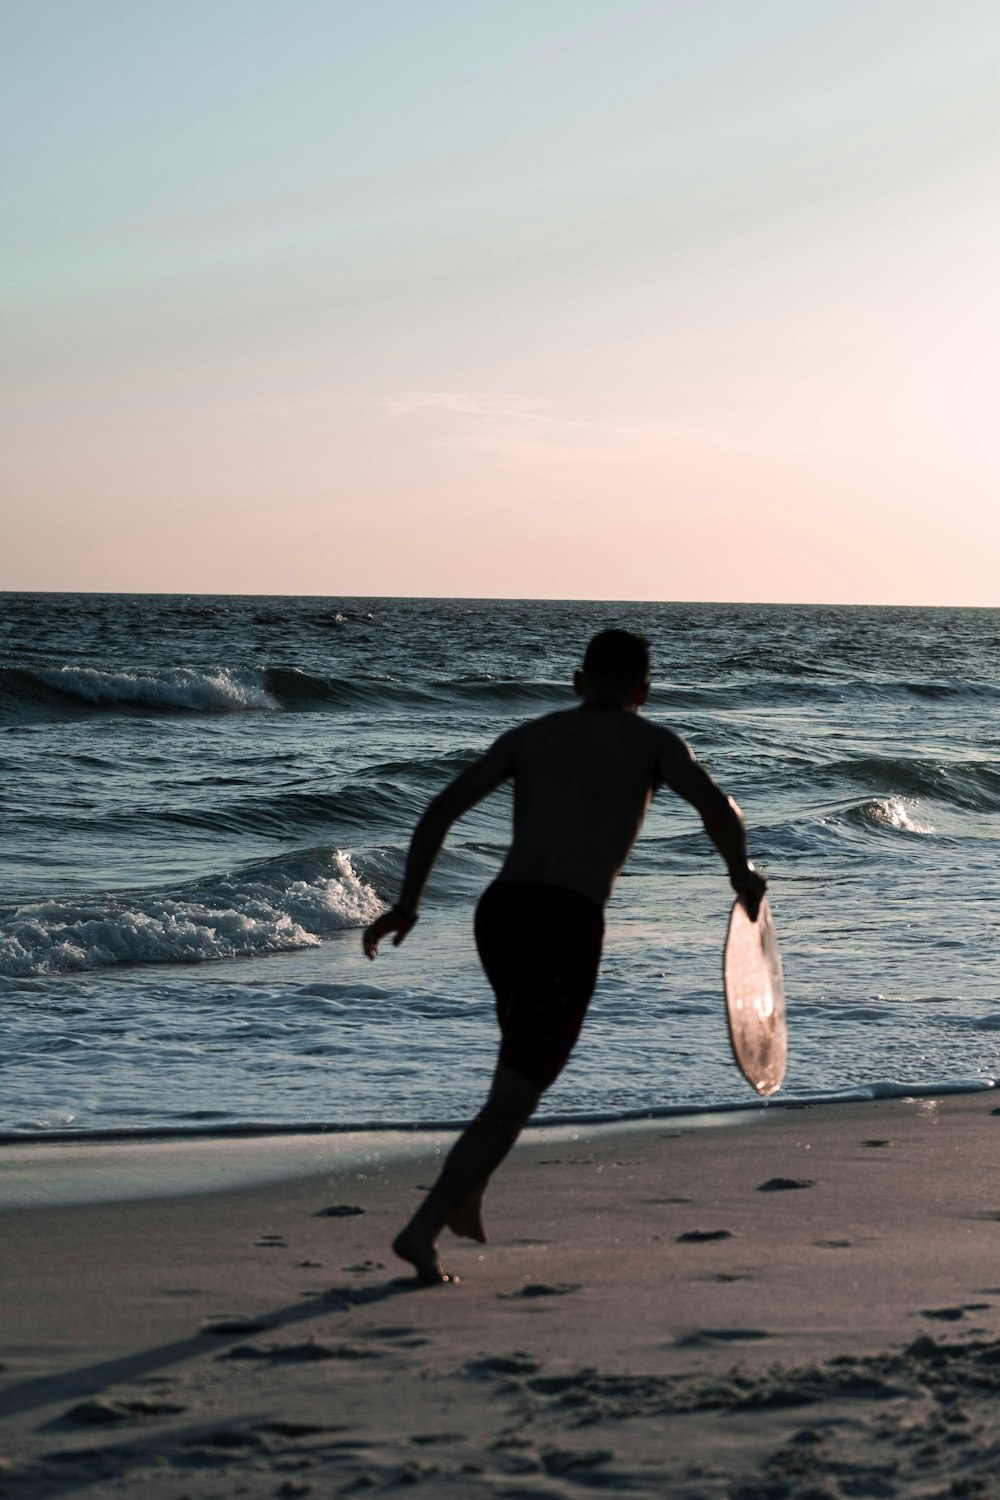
[392,1227,458,1284]
[446,1193,487,1243]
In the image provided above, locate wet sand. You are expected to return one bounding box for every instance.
[3,1091,1000,1497]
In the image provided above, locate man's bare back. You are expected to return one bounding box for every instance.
[497,701,740,907]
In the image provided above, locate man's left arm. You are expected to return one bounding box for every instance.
[363,732,516,958]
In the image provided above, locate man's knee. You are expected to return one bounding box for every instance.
[480,1064,541,1131]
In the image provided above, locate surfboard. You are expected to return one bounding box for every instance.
[723,895,787,1097]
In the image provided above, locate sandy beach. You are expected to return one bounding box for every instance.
[3,1091,1000,1497]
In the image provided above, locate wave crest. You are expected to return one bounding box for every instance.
[0,850,383,977]
[862,797,935,834]
[33,665,276,714]
[825,756,1000,815]
[0,663,568,723]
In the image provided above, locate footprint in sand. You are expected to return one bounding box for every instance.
[201,1317,271,1335]
[920,1303,992,1321]
[323,1283,400,1309]
[676,1228,733,1243]
[316,1203,366,1217]
[359,1325,429,1347]
[223,1340,337,1362]
[183,1428,269,1452]
[255,1234,286,1247]
[257,1419,331,1437]
[62,1397,187,1425]
[467,1353,542,1377]
[542,1447,614,1475]
[223,1340,384,1362]
[499,1282,582,1300]
[757,1177,815,1192]
[676,1329,772,1347]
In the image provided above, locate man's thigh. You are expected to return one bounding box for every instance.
[474,881,604,1089]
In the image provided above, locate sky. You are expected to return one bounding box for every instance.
[3,0,1000,604]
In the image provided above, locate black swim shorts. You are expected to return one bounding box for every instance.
[474,880,605,1090]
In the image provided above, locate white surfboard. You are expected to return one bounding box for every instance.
[724,895,787,1097]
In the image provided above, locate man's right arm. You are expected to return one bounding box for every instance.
[363,731,517,958]
[655,728,767,919]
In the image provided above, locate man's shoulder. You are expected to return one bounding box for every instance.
[644,716,690,748]
[509,706,579,738]
[498,706,590,754]
[643,717,698,770]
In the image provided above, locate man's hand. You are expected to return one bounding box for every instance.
[731,862,767,922]
[363,906,418,960]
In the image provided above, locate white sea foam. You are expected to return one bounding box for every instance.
[35,665,276,712]
[0,851,384,977]
[867,796,934,833]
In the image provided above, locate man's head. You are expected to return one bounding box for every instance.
[575,628,651,709]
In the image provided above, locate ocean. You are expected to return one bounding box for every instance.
[1,594,998,1139]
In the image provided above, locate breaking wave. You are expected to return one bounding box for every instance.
[1,665,277,721]
[0,850,383,977]
[0,663,567,724]
[824,756,1000,814]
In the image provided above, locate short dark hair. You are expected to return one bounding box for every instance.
[582,629,651,686]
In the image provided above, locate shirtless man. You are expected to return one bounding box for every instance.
[363,628,766,1283]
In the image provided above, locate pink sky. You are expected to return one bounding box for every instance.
[4,1,1000,603]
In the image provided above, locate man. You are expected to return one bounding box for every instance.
[363,628,766,1283]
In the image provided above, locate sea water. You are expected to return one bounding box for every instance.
[1,594,998,1137]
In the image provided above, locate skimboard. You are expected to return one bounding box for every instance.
[724,895,786,1097]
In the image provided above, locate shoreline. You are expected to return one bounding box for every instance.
[4,1091,1000,1495]
[1,1076,995,1212]
[0,1113,765,1214]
